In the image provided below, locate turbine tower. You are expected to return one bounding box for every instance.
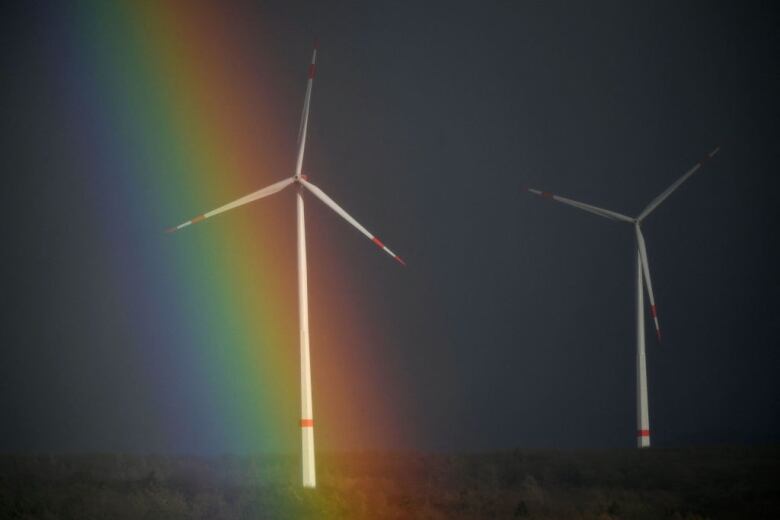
[166,42,405,487]
[527,146,719,448]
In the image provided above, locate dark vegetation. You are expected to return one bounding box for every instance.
[1,445,778,519]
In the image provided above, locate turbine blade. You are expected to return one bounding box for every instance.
[638,146,720,220]
[165,177,294,233]
[300,178,406,266]
[526,188,634,223]
[294,40,318,178]
[635,225,661,342]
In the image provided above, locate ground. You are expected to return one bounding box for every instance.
[1,445,778,519]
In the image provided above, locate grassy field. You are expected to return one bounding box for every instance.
[1,445,778,519]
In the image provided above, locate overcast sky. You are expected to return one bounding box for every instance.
[2,1,778,453]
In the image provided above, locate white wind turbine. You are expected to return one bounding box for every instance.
[165,42,405,487]
[526,146,719,448]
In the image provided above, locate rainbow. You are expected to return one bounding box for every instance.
[45,2,407,455]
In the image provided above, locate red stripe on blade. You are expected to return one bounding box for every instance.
[300,419,314,428]
[191,214,206,224]
[637,429,650,437]
[372,237,385,248]
[308,64,316,79]
[395,255,407,267]
[541,191,554,199]
[650,305,657,318]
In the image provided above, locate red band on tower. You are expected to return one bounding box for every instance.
[300,419,314,428]
[637,429,650,437]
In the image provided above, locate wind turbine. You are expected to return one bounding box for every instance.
[165,42,405,487]
[526,146,720,448]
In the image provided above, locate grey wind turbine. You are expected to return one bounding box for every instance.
[526,146,720,447]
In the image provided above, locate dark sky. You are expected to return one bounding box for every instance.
[2,1,779,453]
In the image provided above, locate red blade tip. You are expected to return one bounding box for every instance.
[395,256,407,267]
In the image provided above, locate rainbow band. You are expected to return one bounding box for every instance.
[48,1,405,455]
